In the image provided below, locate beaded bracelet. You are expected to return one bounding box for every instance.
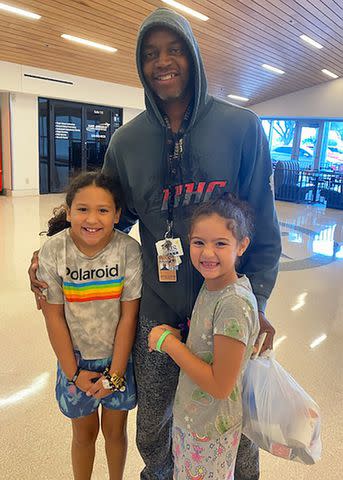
[70,367,81,384]
[102,367,126,392]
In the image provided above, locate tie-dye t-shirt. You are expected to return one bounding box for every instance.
[37,229,142,359]
[173,275,259,440]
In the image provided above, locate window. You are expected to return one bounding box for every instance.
[321,122,343,172]
[269,120,296,165]
[261,117,343,172]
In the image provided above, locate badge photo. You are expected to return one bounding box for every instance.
[157,255,177,282]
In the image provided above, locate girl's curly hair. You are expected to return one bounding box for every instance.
[190,192,254,242]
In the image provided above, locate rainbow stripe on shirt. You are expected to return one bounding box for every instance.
[63,277,124,303]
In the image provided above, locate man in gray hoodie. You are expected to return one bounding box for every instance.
[103,7,281,480]
[30,7,281,480]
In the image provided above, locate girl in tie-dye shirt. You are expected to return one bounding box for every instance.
[37,171,142,480]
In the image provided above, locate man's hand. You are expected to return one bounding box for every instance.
[28,250,47,309]
[75,370,101,393]
[257,311,275,354]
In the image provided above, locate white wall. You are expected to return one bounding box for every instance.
[251,78,343,118]
[0,61,145,110]
[0,62,21,92]
[10,93,39,195]
[0,92,12,191]
[0,61,144,196]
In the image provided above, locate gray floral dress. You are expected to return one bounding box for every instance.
[172,275,259,480]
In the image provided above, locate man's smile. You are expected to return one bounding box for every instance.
[154,72,178,81]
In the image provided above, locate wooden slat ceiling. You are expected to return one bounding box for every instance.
[0,0,342,106]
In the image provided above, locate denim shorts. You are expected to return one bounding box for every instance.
[55,351,137,419]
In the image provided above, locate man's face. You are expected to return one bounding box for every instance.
[142,27,191,103]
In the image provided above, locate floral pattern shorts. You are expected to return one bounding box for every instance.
[55,351,136,418]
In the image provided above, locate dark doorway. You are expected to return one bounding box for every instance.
[39,98,122,193]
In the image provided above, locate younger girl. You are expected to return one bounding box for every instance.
[149,195,259,480]
[38,172,142,480]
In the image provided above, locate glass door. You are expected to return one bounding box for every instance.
[51,102,82,193]
[267,120,296,167]
[295,122,321,170]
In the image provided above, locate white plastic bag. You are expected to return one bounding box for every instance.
[242,352,321,464]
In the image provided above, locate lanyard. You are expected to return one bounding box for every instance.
[163,104,192,238]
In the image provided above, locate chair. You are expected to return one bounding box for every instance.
[320,187,343,210]
[274,161,314,203]
[319,172,343,209]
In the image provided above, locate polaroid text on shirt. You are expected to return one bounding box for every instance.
[66,265,119,280]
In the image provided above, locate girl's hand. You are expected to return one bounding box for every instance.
[148,326,168,352]
[86,376,112,399]
[148,325,180,352]
[159,324,182,341]
[75,370,101,392]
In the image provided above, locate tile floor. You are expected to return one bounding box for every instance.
[0,194,342,479]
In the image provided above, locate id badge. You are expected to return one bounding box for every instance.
[156,238,184,257]
[158,254,177,282]
[156,237,184,283]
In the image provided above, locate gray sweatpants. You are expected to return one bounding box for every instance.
[133,313,259,480]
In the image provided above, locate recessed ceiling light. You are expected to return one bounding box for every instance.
[321,69,339,79]
[0,2,41,19]
[228,94,249,102]
[162,0,209,21]
[300,34,323,49]
[262,64,285,75]
[61,34,117,53]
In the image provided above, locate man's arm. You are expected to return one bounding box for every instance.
[102,134,138,233]
[29,250,47,306]
[239,114,282,349]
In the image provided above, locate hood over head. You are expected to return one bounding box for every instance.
[136,7,209,129]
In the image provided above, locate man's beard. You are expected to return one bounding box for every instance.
[155,85,191,104]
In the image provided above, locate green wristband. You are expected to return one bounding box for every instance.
[156,330,172,353]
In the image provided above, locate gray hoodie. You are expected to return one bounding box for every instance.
[103,7,281,323]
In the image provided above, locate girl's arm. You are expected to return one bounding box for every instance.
[87,239,142,398]
[149,327,245,400]
[40,301,100,390]
[86,298,139,398]
[40,301,77,379]
[109,298,140,376]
